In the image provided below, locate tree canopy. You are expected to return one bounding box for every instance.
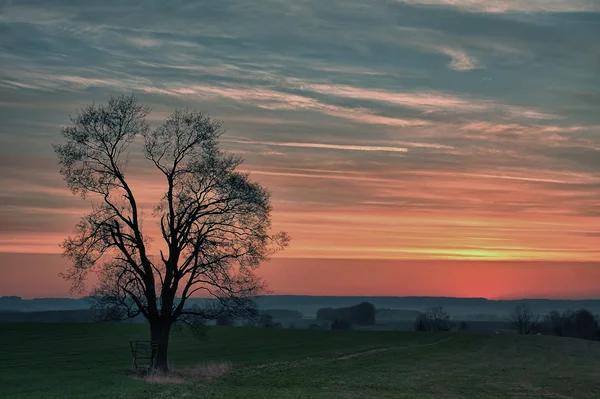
[53,94,289,370]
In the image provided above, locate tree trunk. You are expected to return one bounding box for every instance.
[150,319,172,372]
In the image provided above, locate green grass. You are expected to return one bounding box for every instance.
[1,323,599,398]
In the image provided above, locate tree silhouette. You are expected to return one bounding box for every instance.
[53,94,289,371]
[510,303,540,335]
[425,306,453,332]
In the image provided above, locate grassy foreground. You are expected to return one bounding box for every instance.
[1,323,599,398]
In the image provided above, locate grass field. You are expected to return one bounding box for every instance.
[1,323,599,398]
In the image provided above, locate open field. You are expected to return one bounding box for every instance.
[1,323,599,398]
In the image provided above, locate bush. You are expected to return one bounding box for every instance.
[412,306,454,332]
[458,321,469,331]
[259,313,275,328]
[510,303,540,335]
[575,309,598,340]
[331,319,352,330]
[413,313,429,332]
[426,306,454,332]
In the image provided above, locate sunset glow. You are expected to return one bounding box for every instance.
[1,0,599,299]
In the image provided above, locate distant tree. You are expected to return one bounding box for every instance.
[458,321,469,331]
[412,307,453,332]
[316,307,336,322]
[425,306,454,332]
[53,94,289,371]
[413,313,429,332]
[541,309,599,340]
[510,304,540,335]
[315,302,375,326]
[574,309,598,341]
[351,302,376,326]
[331,318,352,330]
[542,309,575,337]
[259,313,275,328]
[543,310,565,336]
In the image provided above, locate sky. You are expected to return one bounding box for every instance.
[0,0,599,299]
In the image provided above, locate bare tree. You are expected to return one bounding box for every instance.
[510,303,540,335]
[425,306,453,332]
[413,306,453,332]
[53,94,289,371]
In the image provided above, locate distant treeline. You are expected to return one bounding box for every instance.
[316,302,376,326]
[0,310,97,323]
[4,295,600,316]
[262,309,304,319]
[0,296,93,312]
[540,309,600,341]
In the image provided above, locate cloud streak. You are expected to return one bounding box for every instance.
[396,0,600,13]
[227,140,409,153]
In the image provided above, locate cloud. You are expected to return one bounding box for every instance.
[295,83,486,112]
[293,82,557,120]
[0,0,599,268]
[395,0,600,13]
[227,138,454,151]
[437,47,480,71]
[227,140,409,153]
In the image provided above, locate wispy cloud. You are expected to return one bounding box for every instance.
[437,47,480,71]
[227,140,409,153]
[228,138,454,151]
[396,0,600,13]
[294,82,556,120]
[296,83,487,112]
[1,0,599,281]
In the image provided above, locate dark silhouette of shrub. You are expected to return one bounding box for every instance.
[543,310,565,336]
[412,306,453,332]
[426,306,454,331]
[413,313,429,331]
[510,303,540,335]
[259,313,275,328]
[331,318,352,330]
[574,309,598,340]
[458,321,469,331]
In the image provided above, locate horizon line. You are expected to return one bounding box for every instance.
[5,294,600,301]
